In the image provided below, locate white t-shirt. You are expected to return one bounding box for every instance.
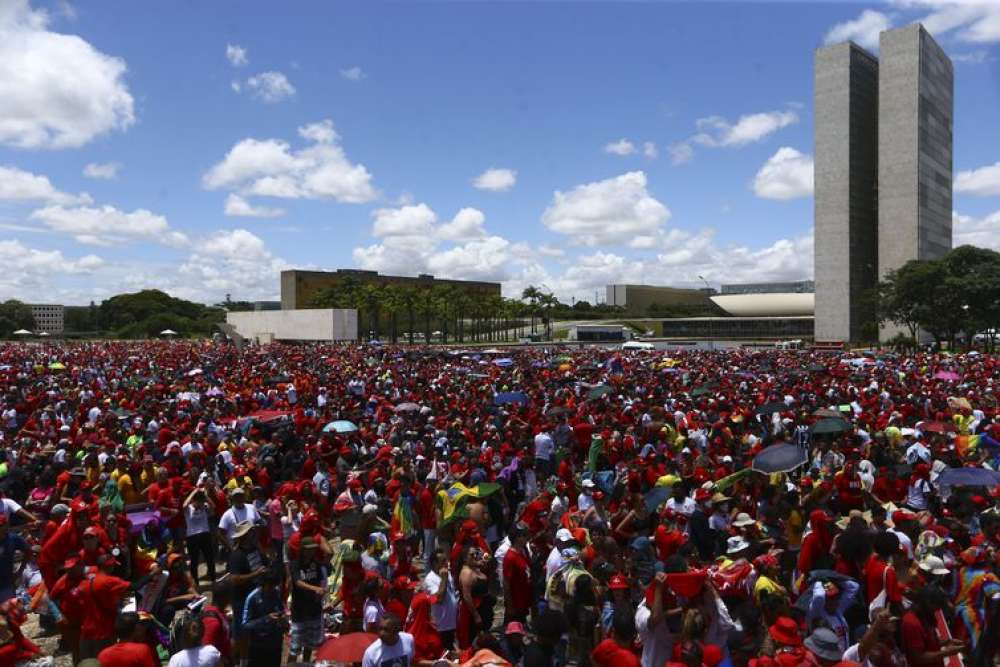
[218,504,261,539]
[534,432,555,461]
[422,570,458,631]
[364,598,385,632]
[185,505,211,536]
[362,631,415,667]
[843,643,873,667]
[635,602,674,667]
[169,645,221,667]
[1,498,23,521]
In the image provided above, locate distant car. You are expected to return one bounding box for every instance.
[622,341,655,351]
[974,330,997,343]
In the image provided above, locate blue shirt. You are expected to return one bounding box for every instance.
[0,532,29,587]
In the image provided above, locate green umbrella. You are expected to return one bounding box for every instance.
[811,418,852,435]
[588,385,614,400]
[48,362,66,370]
[691,385,713,397]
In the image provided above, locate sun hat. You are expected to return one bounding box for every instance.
[918,555,950,575]
[804,627,843,661]
[768,616,802,646]
[231,521,253,539]
[732,512,755,527]
[727,535,750,554]
[582,479,596,488]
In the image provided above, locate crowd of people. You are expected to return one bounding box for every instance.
[0,339,998,667]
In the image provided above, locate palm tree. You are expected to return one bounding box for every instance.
[360,283,385,340]
[538,292,559,340]
[416,287,436,343]
[431,285,455,343]
[397,285,419,345]
[381,286,406,344]
[522,285,541,335]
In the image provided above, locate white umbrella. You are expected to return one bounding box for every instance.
[38,332,50,337]
[12,329,32,336]
[160,329,178,336]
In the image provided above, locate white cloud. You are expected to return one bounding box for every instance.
[668,142,694,165]
[371,203,437,237]
[230,80,241,93]
[426,236,512,282]
[693,110,799,148]
[176,229,289,300]
[899,0,1000,44]
[29,204,188,247]
[82,162,120,180]
[243,71,295,103]
[604,139,636,156]
[340,66,365,81]
[437,207,487,241]
[0,0,135,148]
[955,161,1000,196]
[226,43,248,66]
[203,119,376,204]
[224,194,285,218]
[951,49,992,63]
[0,165,91,205]
[472,168,517,192]
[954,209,1000,250]
[643,142,659,159]
[824,9,891,51]
[753,147,815,200]
[541,171,671,246]
[0,239,104,299]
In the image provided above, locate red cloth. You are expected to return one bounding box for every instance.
[901,611,943,667]
[503,548,531,613]
[591,638,641,667]
[78,573,131,641]
[96,641,159,667]
[200,605,231,662]
[406,591,443,661]
[864,555,901,605]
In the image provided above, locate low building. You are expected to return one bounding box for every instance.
[567,324,628,342]
[281,269,501,310]
[226,309,358,343]
[660,291,816,340]
[605,284,714,316]
[29,304,65,334]
[720,280,814,295]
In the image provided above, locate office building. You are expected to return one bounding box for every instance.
[813,22,952,343]
[281,269,501,310]
[605,284,715,316]
[814,41,880,343]
[878,24,953,277]
[721,280,814,295]
[29,304,65,335]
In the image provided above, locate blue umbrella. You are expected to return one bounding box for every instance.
[323,420,358,433]
[495,391,529,405]
[644,486,672,513]
[493,358,513,367]
[752,442,808,474]
[936,467,1000,492]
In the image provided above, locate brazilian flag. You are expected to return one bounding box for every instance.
[437,481,502,526]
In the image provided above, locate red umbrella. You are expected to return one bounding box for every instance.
[919,421,957,433]
[315,632,378,663]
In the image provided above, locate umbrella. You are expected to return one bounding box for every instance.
[47,362,66,371]
[644,485,672,513]
[948,396,973,411]
[159,329,178,336]
[917,421,957,434]
[12,329,31,336]
[752,442,808,474]
[546,405,570,416]
[315,632,378,663]
[811,418,852,435]
[495,391,529,405]
[934,370,961,381]
[187,368,203,376]
[755,401,787,415]
[936,467,1000,492]
[807,364,827,372]
[38,331,50,337]
[493,358,514,368]
[691,385,713,397]
[324,420,358,433]
[394,402,420,413]
[813,407,843,419]
[588,385,614,400]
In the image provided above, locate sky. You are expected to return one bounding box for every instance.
[1,0,999,306]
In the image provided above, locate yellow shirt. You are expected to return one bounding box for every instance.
[754,575,784,603]
[117,473,143,505]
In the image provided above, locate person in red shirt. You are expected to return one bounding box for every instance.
[95,612,158,667]
[591,609,641,667]
[48,557,86,664]
[405,586,444,663]
[76,569,131,660]
[834,461,864,511]
[871,466,906,504]
[864,532,904,609]
[200,584,233,665]
[502,524,532,624]
[901,586,964,667]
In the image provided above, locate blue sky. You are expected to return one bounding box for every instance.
[1,0,999,305]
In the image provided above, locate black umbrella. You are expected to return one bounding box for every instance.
[588,385,614,400]
[755,401,788,415]
[936,467,1000,492]
[811,418,852,435]
[752,442,808,474]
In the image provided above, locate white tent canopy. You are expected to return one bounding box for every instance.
[12,329,32,335]
[159,329,178,336]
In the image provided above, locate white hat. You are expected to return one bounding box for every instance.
[918,555,950,576]
[582,479,596,488]
[555,528,574,542]
[732,512,756,527]
[727,535,750,554]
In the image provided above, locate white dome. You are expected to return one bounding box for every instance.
[710,293,815,317]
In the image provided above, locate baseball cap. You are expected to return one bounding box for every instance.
[555,528,574,542]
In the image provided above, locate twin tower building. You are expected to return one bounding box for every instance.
[814,24,953,342]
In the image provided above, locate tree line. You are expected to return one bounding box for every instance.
[874,245,1000,350]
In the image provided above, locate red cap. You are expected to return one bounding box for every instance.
[608,574,629,590]
[892,510,918,524]
[392,575,417,591]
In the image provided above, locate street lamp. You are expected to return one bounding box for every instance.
[697,275,712,291]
